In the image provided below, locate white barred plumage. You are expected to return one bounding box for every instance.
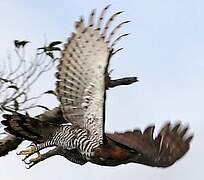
[53,5,129,158]
[36,125,99,158]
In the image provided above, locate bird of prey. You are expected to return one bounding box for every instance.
[0,5,193,169]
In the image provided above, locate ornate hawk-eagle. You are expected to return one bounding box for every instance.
[0,5,193,169]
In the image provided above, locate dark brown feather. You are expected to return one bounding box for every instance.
[1,112,60,143]
[106,122,193,167]
[0,135,22,157]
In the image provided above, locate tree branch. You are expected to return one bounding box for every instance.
[0,43,57,113]
[108,76,138,89]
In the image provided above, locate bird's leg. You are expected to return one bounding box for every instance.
[17,143,38,161]
[24,147,87,169]
[24,147,60,169]
[17,142,48,163]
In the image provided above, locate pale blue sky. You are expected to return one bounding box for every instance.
[0,0,204,180]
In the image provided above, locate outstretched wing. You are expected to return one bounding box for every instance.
[107,122,193,167]
[56,5,129,143]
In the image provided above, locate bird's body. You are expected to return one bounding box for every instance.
[38,124,100,159]
[0,5,193,169]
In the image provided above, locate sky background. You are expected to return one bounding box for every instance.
[0,0,204,180]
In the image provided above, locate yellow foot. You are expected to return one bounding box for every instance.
[17,144,37,156]
[29,155,42,163]
[24,154,43,169]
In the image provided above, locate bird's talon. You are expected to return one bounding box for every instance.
[22,153,43,168]
[25,164,33,169]
[29,155,42,163]
[22,156,28,162]
[17,145,37,156]
[24,159,31,165]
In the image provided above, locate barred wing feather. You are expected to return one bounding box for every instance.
[56,5,129,144]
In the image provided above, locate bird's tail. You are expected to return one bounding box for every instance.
[107,122,193,167]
